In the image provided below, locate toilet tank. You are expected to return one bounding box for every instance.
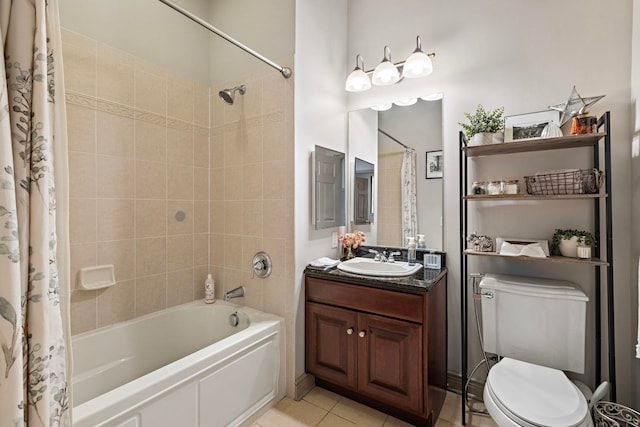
[479,274,588,374]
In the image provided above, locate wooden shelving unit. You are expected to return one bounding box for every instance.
[458,115,615,425]
[464,193,607,201]
[462,132,606,157]
[463,250,609,266]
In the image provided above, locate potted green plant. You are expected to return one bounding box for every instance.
[551,229,596,258]
[459,105,505,146]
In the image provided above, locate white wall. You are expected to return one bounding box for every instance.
[294,0,348,390]
[347,0,635,406]
[208,0,295,85]
[631,1,640,410]
[59,0,211,84]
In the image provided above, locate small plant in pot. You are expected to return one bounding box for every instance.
[551,229,596,258]
[459,104,505,146]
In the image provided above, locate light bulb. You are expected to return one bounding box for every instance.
[345,54,371,92]
[371,103,392,111]
[402,51,433,78]
[420,92,443,101]
[345,69,371,92]
[402,36,434,79]
[372,46,400,86]
[394,98,418,107]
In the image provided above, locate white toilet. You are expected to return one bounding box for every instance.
[479,274,593,427]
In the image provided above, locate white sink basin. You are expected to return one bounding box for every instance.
[337,257,423,277]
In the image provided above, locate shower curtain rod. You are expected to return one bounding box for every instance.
[378,128,411,149]
[157,0,292,79]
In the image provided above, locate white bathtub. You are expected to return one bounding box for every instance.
[72,300,285,427]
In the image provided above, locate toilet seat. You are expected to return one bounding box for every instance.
[485,358,591,427]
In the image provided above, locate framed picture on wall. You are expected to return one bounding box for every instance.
[426,150,443,179]
[504,110,561,142]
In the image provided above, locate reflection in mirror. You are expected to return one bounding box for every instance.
[348,98,443,250]
[314,145,346,230]
[354,158,375,225]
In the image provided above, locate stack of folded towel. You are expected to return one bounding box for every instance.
[496,238,549,258]
[499,242,547,258]
[307,257,340,271]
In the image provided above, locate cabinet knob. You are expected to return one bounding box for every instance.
[358,330,366,338]
[346,327,354,335]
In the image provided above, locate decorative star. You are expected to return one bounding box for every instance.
[549,86,605,126]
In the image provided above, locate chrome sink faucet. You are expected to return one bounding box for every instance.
[368,249,388,262]
[388,251,401,263]
[224,286,246,301]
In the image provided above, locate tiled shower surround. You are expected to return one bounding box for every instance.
[377,152,403,247]
[63,29,294,345]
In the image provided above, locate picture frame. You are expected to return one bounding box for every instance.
[426,150,443,179]
[504,110,561,142]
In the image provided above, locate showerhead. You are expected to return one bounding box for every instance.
[218,85,246,105]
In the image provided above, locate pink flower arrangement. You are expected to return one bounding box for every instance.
[339,231,366,249]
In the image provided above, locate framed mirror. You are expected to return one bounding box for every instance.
[347,97,443,250]
[313,145,346,230]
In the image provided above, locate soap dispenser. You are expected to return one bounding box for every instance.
[407,237,417,266]
[417,234,426,249]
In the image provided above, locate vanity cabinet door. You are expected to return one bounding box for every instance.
[357,313,423,413]
[306,302,358,389]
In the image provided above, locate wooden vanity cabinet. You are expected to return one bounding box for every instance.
[305,274,447,426]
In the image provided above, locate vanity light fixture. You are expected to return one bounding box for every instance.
[345,54,371,92]
[371,103,393,111]
[420,92,443,101]
[402,36,433,78]
[372,46,400,86]
[346,36,435,93]
[370,94,442,112]
[394,98,418,107]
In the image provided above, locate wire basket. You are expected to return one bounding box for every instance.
[594,402,640,427]
[524,169,604,195]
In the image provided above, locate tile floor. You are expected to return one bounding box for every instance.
[252,387,498,427]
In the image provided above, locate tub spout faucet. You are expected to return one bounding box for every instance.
[224,286,246,301]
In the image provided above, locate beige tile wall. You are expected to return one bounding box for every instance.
[63,28,295,367]
[64,28,296,396]
[64,29,210,334]
[377,152,403,246]
[208,69,295,398]
[208,70,295,321]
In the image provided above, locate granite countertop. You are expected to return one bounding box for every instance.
[304,264,447,293]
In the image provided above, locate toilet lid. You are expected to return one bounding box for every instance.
[487,358,588,427]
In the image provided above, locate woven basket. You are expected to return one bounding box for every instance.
[524,169,604,195]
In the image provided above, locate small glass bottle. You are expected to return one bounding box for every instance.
[504,180,520,194]
[472,181,487,195]
[407,237,417,266]
[487,181,502,195]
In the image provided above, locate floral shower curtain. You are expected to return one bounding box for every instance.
[400,148,418,243]
[0,0,71,426]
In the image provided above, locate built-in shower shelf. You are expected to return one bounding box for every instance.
[463,250,609,266]
[77,265,116,290]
